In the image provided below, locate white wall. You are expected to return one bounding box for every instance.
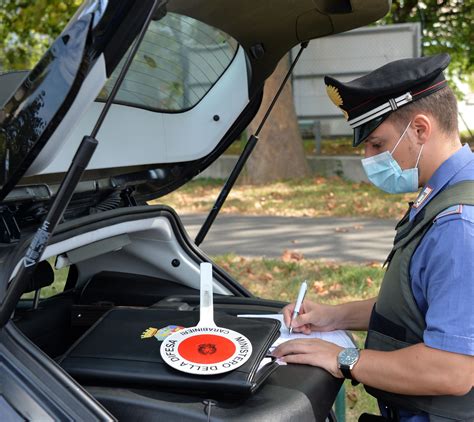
[291,23,421,136]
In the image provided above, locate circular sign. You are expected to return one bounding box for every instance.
[160,326,252,375]
[160,262,253,375]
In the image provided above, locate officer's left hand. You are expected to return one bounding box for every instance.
[272,339,344,378]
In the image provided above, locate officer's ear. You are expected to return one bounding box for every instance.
[411,114,432,145]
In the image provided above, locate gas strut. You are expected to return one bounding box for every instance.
[195,42,309,246]
[0,0,161,325]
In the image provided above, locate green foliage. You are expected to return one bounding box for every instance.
[0,0,81,71]
[379,1,474,95]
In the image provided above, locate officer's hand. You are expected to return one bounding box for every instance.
[272,338,344,378]
[282,300,339,334]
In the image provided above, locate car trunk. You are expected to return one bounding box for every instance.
[9,205,341,420]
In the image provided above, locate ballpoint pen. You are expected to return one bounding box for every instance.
[289,280,308,334]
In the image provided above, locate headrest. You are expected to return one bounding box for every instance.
[24,260,55,294]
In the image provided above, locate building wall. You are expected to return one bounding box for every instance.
[291,23,421,136]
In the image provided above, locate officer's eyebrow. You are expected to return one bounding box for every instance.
[365,135,382,144]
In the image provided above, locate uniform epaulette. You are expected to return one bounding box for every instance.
[433,204,463,222]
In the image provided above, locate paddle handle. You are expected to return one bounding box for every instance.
[198,263,215,327]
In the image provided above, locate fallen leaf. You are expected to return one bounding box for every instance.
[281,249,304,262]
[329,283,342,292]
[143,54,157,68]
[220,263,231,272]
[335,227,349,233]
[260,272,274,282]
[347,389,358,409]
[312,281,329,295]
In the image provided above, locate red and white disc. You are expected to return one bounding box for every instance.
[160,262,252,375]
[161,326,252,375]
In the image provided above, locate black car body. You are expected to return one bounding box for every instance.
[0,1,389,420]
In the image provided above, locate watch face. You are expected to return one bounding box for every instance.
[339,348,359,366]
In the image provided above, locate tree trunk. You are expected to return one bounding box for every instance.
[244,54,310,184]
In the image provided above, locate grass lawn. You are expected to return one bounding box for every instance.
[156,176,415,220]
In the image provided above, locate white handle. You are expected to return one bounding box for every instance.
[198,262,216,327]
[294,280,308,314]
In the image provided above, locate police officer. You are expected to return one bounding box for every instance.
[272,54,474,421]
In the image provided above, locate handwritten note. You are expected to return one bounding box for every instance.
[238,313,356,354]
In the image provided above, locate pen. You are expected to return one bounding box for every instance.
[289,280,308,334]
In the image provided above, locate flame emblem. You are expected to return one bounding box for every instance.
[141,327,158,339]
[326,85,348,119]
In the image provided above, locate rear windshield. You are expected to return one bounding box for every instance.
[98,13,238,112]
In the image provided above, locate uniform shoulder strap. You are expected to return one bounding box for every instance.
[394,181,474,249]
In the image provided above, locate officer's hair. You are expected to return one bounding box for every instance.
[388,86,458,137]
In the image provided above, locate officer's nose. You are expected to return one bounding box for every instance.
[364,143,373,158]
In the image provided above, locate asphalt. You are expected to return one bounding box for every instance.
[181,214,398,263]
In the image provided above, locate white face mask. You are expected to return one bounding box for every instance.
[361,121,423,194]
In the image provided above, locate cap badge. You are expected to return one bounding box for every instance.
[326,85,348,119]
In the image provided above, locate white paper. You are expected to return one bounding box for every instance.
[257,356,275,371]
[238,313,356,357]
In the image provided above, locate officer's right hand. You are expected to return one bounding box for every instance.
[282,300,339,334]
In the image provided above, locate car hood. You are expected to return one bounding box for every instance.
[0,0,389,216]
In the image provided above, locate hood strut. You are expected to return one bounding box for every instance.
[195,42,308,246]
[0,1,160,325]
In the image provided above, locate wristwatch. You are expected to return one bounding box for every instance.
[337,348,360,383]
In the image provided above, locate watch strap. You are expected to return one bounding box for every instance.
[340,366,360,385]
[340,366,353,380]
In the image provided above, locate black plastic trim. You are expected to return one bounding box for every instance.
[0,321,114,420]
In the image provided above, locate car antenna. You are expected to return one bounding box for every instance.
[194,41,309,246]
[0,0,162,325]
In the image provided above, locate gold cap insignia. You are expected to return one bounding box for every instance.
[326,85,348,119]
[141,327,158,339]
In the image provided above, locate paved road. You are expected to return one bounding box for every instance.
[181,214,398,263]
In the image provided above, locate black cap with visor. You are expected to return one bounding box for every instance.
[324,54,451,147]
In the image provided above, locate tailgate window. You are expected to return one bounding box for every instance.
[98,13,238,112]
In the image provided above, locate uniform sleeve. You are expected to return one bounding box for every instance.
[410,207,474,356]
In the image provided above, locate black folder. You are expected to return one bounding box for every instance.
[59,307,281,396]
